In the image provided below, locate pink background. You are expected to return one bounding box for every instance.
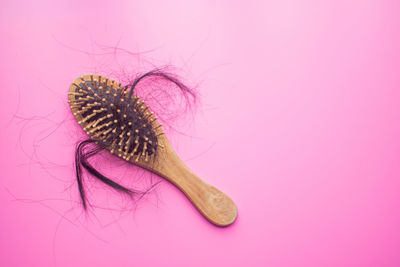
[1,0,400,266]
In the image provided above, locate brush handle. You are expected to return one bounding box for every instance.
[146,137,238,226]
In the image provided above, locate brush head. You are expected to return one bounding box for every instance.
[69,74,162,163]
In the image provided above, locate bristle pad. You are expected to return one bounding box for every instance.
[69,75,160,161]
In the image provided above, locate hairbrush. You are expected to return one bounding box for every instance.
[68,74,237,226]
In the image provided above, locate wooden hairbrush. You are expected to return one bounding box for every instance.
[68,74,237,226]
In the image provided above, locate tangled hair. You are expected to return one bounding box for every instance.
[74,69,196,210]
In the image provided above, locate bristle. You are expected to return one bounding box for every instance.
[110,139,118,153]
[133,141,140,153]
[83,120,97,130]
[102,127,113,136]
[154,124,162,130]
[69,92,84,96]
[92,116,107,128]
[142,142,147,156]
[124,135,133,154]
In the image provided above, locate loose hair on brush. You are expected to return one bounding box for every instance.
[73,69,195,210]
[69,68,237,226]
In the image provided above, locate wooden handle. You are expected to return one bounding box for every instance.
[139,136,238,226]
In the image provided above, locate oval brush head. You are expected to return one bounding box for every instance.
[69,74,237,226]
[69,74,160,162]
